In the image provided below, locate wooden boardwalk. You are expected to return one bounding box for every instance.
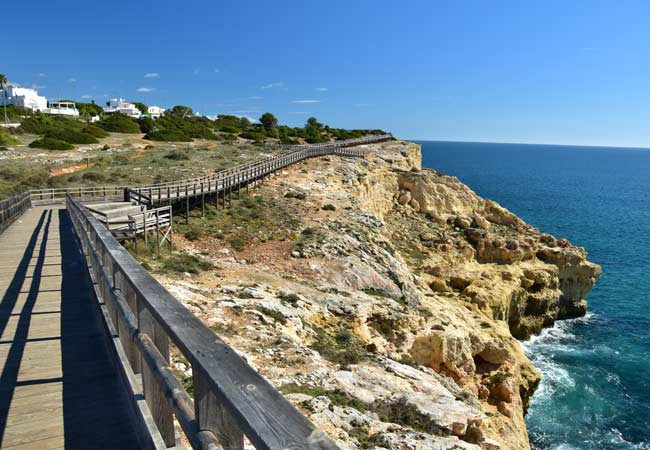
[0,205,141,450]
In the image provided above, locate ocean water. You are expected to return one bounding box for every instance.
[418,141,650,450]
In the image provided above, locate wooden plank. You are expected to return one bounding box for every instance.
[0,205,141,450]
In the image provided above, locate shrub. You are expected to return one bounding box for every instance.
[183,225,206,241]
[82,124,109,138]
[97,113,141,133]
[28,137,74,150]
[82,172,106,182]
[138,117,156,134]
[239,131,266,141]
[112,155,130,165]
[18,115,56,134]
[220,126,239,134]
[227,236,246,251]
[285,191,306,200]
[0,128,18,146]
[281,137,300,145]
[160,252,213,274]
[145,129,192,142]
[310,326,368,366]
[222,133,237,141]
[45,128,98,144]
[75,102,103,117]
[164,150,190,160]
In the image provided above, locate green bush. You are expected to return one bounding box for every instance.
[285,191,306,200]
[153,114,217,140]
[19,114,80,135]
[82,124,109,138]
[227,236,246,251]
[0,128,18,146]
[239,131,266,141]
[138,117,156,134]
[145,129,192,142]
[164,150,190,160]
[310,326,368,367]
[74,101,104,117]
[45,128,98,144]
[96,113,140,133]
[220,126,239,134]
[160,252,213,274]
[81,172,107,182]
[222,133,237,141]
[0,105,35,123]
[28,137,74,150]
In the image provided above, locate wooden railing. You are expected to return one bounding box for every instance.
[66,193,340,450]
[23,134,392,207]
[0,191,31,235]
[124,134,393,206]
[30,185,127,205]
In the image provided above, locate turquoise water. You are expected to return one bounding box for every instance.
[418,141,650,450]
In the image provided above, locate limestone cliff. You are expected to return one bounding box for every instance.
[153,141,600,450]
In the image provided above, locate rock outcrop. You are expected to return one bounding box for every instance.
[154,141,600,450]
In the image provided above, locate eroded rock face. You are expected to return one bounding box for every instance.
[156,141,599,450]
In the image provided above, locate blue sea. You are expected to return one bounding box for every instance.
[418,141,650,450]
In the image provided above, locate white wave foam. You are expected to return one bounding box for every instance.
[522,312,597,352]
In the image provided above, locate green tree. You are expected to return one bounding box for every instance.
[168,105,194,117]
[133,102,148,114]
[0,73,8,125]
[138,116,156,134]
[259,112,278,130]
[306,116,322,130]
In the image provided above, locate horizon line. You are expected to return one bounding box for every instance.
[407,138,650,151]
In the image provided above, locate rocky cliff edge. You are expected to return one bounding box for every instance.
[155,141,601,450]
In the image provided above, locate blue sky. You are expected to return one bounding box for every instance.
[5,0,650,146]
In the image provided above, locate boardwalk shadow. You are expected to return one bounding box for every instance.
[58,208,140,449]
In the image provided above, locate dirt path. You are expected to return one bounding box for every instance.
[49,161,95,177]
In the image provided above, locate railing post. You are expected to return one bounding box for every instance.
[137,299,176,447]
[194,365,244,450]
[201,182,205,217]
[114,268,141,373]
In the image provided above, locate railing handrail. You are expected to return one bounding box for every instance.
[66,193,340,450]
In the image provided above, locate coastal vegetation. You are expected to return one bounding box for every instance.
[0,88,386,200]
[28,137,74,150]
[0,128,18,146]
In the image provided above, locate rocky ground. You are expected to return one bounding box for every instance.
[150,141,600,450]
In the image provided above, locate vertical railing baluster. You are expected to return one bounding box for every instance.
[137,299,176,447]
[194,365,244,450]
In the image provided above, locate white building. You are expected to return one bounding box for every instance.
[103,98,141,118]
[43,101,79,116]
[0,85,48,111]
[147,105,165,119]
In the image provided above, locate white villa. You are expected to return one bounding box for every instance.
[147,105,165,119]
[0,85,47,111]
[103,98,141,118]
[43,101,79,116]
